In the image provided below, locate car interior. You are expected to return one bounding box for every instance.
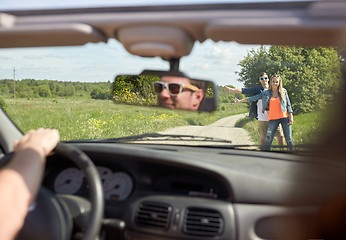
[1,1,346,240]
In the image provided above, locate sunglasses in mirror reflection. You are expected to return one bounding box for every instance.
[112,74,217,112]
[152,81,199,96]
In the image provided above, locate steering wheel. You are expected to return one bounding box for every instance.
[16,143,104,240]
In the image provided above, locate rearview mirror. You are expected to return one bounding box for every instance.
[111,71,217,112]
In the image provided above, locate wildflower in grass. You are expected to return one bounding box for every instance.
[139,113,146,120]
[113,88,140,104]
[86,118,104,138]
[118,113,123,120]
[109,116,115,124]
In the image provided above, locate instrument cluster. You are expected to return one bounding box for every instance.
[52,166,133,201]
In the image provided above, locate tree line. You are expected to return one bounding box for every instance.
[0,79,112,99]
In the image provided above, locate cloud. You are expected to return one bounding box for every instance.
[179,40,260,87]
[206,45,234,60]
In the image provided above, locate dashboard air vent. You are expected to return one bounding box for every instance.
[183,208,223,237]
[135,202,172,230]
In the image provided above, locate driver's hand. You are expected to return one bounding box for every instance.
[13,128,60,158]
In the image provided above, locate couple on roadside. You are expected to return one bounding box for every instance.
[226,72,294,151]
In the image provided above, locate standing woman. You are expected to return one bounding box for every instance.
[235,75,294,151]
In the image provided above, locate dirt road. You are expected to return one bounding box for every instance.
[157,113,255,146]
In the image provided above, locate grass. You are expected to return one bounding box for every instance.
[4,96,328,148]
[4,97,248,141]
[235,110,329,146]
[292,111,329,145]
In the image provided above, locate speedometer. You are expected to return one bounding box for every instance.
[103,172,133,200]
[97,166,113,184]
[54,168,84,194]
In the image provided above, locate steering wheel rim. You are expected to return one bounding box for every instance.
[17,142,104,240]
[54,142,104,240]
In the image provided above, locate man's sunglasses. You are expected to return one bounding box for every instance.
[152,82,199,96]
[259,77,268,80]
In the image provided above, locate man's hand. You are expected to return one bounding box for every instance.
[225,86,232,92]
[225,86,242,94]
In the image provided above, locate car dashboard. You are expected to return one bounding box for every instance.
[42,142,346,240]
[44,151,229,202]
[44,143,234,239]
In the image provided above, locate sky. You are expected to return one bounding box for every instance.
[0,40,260,88]
[0,0,265,88]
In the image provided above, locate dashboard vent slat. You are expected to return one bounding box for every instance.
[135,202,172,230]
[183,208,223,237]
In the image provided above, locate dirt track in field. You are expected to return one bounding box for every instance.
[156,113,255,146]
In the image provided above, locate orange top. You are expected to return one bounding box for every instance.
[268,97,288,120]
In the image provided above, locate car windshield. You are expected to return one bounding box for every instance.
[1,38,341,152]
[0,0,343,153]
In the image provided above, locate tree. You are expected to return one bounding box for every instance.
[0,95,7,111]
[112,75,158,104]
[237,46,343,114]
[90,87,111,100]
[35,84,52,97]
[0,84,10,97]
[16,84,33,98]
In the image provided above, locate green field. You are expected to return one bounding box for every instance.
[4,97,326,147]
[4,97,248,141]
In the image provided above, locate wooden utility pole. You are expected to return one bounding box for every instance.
[13,67,16,98]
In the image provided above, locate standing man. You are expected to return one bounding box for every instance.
[225,72,284,149]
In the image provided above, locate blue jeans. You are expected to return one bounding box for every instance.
[265,117,294,151]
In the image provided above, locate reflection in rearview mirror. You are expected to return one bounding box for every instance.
[112,73,217,112]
